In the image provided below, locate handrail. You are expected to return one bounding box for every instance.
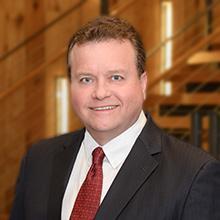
[110,0,136,16]
[0,0,220,101]
[0,0,135,62]
[148,27,220,90]
[0,47,66,100]
[110,0,219,52]
[0,0,87,61]
[147,64,220,109]
[3,0,218,62]
[147,0,220,58]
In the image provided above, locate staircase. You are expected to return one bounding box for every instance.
[145,0,220,156]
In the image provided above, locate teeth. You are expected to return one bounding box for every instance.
[93,106,116,111]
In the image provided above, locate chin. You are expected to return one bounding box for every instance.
[89,123,119,133]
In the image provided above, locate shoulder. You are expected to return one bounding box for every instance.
[144,113,218,175]
[27,129,85,159]
[162,132,216,167]
[159,129,220,194]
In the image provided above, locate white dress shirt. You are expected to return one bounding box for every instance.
[61,111,147,220]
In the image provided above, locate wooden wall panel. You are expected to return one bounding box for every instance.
[172,0,206,60]
[0,90,26,217]
[213,0,220,46]
[0,1,100,217]
[112,0,161,94]
[0,1,26,50]
[0,0,26,92]
[44,0,100,135]
[0,0,27,217]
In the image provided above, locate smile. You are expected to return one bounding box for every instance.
[91,105,118,111]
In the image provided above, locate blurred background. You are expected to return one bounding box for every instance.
[0,0,220,219]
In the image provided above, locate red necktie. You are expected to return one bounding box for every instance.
[70,147,105,220]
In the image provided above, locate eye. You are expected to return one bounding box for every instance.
[79,77,93,84]
[111,74,124,81]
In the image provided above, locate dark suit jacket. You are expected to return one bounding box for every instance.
[10,114,220,220]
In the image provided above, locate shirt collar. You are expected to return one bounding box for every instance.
[83,111,147,168]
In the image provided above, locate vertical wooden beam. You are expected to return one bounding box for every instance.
[209,111,220,159]
[191,111,202,147]
[100,0,109,15]
[205,0,213,51]
[205,0,213,35]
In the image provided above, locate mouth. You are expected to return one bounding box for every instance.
[90,105,119,111]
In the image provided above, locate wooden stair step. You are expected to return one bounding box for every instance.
[187,51,220,65]
[151,114,209,129]
[170,65,220,83]
[148,28,220,91]
[146,92,220,107]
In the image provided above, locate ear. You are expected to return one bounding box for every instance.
[140,71,147,100]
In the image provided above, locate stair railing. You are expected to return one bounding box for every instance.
[0,0,87,62]
[1,0,220,102]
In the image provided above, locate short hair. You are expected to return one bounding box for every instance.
[67,16,146,79]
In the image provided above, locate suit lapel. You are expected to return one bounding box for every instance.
[47,130,85,220]
[95,114,162,220]
[47,113,162,219]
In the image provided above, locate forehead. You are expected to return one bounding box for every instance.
[70,39,136,66]
[72,39,135,55]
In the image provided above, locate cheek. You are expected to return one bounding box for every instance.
[122,84,144,103]
[70,89,84,111]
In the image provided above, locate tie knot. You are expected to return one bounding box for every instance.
[92,147,105,165]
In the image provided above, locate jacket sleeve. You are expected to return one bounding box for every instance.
[181,159,220,220]
[9,156,27,220]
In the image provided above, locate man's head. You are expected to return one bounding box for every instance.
[68,16,147,145]
[67,16,146,79]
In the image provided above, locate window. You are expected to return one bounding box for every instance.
[161,0,173,95]
[56,77,69,134]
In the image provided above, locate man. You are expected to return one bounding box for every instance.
[10,16,220,220]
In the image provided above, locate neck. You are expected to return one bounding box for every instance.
[87,118,141,146]
[88,130,120,146]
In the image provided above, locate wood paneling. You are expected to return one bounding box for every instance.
[0,0,100,218]
[115,0,161,80]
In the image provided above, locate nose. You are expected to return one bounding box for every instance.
[92,80,111,100]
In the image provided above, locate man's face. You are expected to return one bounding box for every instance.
[69,39,147,144]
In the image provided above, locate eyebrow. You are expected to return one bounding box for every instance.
[106,69,127,74]
[75,72,94,77]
